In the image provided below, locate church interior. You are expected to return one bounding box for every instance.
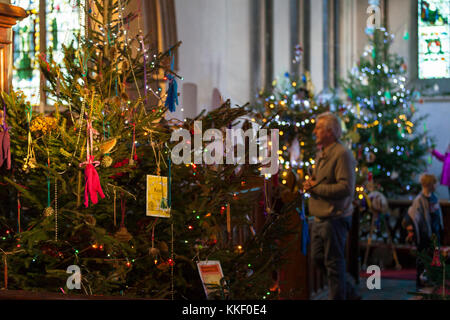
[0,0,449,303]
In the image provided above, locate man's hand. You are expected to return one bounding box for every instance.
[302,179,317,192]
[406,226,414,243]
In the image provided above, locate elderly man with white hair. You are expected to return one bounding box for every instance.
[303,111,359,300]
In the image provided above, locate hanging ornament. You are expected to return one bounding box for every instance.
[99,138,117,154]
[44,207,54,217]
[43,154,54,217]
[114,195,132,242]
[165,51,178,112]
[384,90,392,100]
[297,197,309,256]
[100,118,115,168]
[23,103,37,171]
[431,248,442,267]
[101,155,113,168]
[403,30,409,40]
[85,214,96,226]
[0,104,11,170]
[149,220,160,258]
[129,123,136,166]
[80,119,105,208]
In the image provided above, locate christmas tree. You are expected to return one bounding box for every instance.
[340,28,429,198]
[252,71,328,189]
[0,0,291,299]
[411,239,449,300]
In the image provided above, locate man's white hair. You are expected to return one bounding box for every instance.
[317,112,342,140]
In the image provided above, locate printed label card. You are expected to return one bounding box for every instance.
[146,175,170,218]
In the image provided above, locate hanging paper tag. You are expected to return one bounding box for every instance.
[146,175,171,218]
[197,261,225,299]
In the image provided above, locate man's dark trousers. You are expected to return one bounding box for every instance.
[311,215,353,300]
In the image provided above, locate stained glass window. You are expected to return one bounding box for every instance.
[11,0,81,106]
[12,0,40,105]
[418,0,450,79]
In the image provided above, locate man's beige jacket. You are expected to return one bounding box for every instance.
[308,141,356,219]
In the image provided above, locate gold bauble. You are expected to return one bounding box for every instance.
[43,207,54,217]
[101,156,113,168]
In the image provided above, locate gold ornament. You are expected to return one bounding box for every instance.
[99,138,117,154]
[43,207,54,217]
[114,226,132,242]
[85,214,96,226]
[101,155,113,168]
[149,247,160,257]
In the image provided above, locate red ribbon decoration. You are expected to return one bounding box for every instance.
[80,120,105,207]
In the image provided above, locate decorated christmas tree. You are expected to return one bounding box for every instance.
[252,71,328,190]
[340,28,429,198]
[0,0,291,299]
[411,239,449,300]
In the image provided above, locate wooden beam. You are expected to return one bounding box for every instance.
[0,3,27,27]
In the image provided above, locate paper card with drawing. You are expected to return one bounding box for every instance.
[197,260,225,298]
[146,175,170,218]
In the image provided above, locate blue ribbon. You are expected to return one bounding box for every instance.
[165,53,178,112]
[296,199,309,256]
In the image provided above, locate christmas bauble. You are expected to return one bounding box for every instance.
[43,207,54,217]
[101,155,113,168]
